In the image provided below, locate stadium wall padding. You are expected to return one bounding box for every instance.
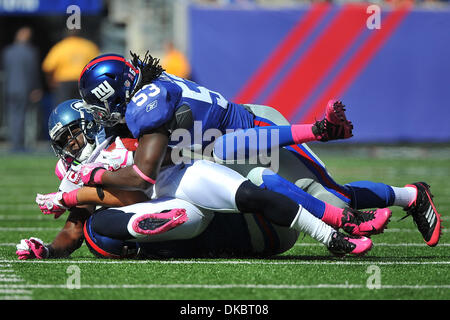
[189,3,450,143]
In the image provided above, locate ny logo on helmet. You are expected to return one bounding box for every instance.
[91,80,115,102]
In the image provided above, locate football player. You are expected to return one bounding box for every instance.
[19,99,376,260]
[76,52,441,247]
[17,99,149,259]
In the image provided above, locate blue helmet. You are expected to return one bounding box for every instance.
[48,99,101,165]
[78,53,141,127]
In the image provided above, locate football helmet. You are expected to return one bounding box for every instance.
[48,99,101,165]
[78,53,141,127]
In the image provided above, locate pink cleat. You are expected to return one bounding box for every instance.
[132,209,188,236]
[341,207,392,237]
[328,231,373,257]
[312,100,354,142]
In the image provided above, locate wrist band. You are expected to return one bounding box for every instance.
[93,168,106,185]
[62,189,79,208]
[132,165,156,184]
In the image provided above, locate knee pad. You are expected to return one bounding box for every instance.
[246,166,277,187]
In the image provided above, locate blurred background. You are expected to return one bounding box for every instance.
[0,0,449,153]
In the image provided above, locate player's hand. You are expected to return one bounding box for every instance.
[77,162,107,186]
[16,237,49,260]
[36,192,68,218]
[98,137,134,171]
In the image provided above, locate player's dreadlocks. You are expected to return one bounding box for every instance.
[127,50,165,102]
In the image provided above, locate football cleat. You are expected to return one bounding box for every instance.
[312,100,354,142]
[327,231,373,257]
[132,209,188,236]
[403,182,442,247]
[341,207,392,237]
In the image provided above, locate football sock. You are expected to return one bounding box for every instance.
[321,203,345,228]
[291,124,317,144]
[391,186,417,208]
[344,181,396,209]
[247,167,345,229]
[290,206,334,246]
[213,125,316,161]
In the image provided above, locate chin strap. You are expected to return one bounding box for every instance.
[78,142,96,163]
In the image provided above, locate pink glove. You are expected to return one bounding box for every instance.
[36,192,68,218]
[16,238,49,260]
[79,162,107,186]
[98,137,134,171]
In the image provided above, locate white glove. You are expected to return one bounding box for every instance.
[16,237,49,260]
[36,192,68,218]
[97,137,134,171]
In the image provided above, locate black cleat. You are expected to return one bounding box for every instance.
[327,231,372,257]
[312,100,354,142]
[403,182,442,247]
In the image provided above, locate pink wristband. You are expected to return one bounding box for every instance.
[132,165,156,184]
[62,189,79,208]
[93,168,106,185]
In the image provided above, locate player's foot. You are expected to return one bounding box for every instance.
[403,182,442,247]
[312,100,354,142]
[131,209,188,236]
[341,207,392,237]
[327,231,373,257]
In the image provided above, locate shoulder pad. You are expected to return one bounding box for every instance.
[125,82,180,138]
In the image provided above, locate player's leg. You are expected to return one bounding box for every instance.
[158,159,373,255]
[214,100,352,161]
[85,197,213,246]
[230,103,353,208]
[345,181,442,246]
[234,179,373,256]
[246,167,392,237]
[84,216,139,259]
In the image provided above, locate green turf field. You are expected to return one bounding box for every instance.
[0,146,448,301]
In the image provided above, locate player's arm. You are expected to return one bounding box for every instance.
[83,127,170,193]
[74,186,149,207]
[36,186,150,219]
[17,206,92,260]
[46,206,92,258]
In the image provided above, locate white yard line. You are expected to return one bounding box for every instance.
[1,242,444,247]
[0,215,46,220]
[0,283,448,290]
[383,228,448,233]
[0,227,61,231]
[0,213,448,220]
[0,227,446,232]
[1,259,449,266]
[294,243,450,247]
[0,262,29,300]
[0,206,37,211]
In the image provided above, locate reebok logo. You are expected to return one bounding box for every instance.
[146,100,158,112]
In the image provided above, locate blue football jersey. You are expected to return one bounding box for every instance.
[125,73,254,148]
